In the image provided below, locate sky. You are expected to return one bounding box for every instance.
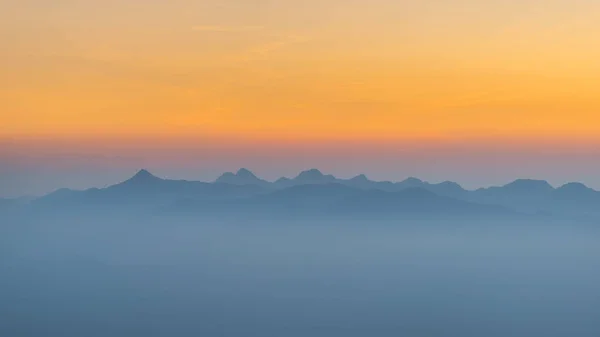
[2,0,600,197]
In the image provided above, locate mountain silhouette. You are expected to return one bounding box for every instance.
[131,168,159,180]
[273,169,336,188]
[328,187,510,217]
[428,181,468,198]
[500,179,554,194]
[34,169,268,210]
[550,182,600,211]
[16,168,600,221]
[554,182,598,198]
[111,169,164,189]
[165,183,512,219]
[294,169,337,183]
[396,177,425,188]
[216,168,270,186]
[28,171,515,219]
[344,174,377,189]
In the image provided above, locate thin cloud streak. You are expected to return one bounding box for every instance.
[191,25,264,32]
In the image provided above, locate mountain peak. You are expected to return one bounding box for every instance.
[351,174,369,181]
[559,182,588,189]
[294,169,337,184]
[398,177,424,186]
[552,182,599,201]
[116,169,161,187]
[130,169,159,181]
[555,182,594,194]
[297,169,323,178]
[216,168,264,185]
[504,179,553,192]
[438,181,462,188]
[236,168,256,178]
[135,169,152,176]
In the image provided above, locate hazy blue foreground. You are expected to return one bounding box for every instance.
[2,214,600,337]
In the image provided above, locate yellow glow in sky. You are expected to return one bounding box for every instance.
[2,0,600,143]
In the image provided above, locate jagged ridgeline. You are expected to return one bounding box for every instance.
[4,168,597,221]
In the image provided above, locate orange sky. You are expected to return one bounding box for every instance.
[2,0,600,144]
[2,0,600,196]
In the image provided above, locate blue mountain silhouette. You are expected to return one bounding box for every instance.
[22,168,600,220]
[216,168,270,186]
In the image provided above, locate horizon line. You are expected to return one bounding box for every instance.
[45,167,592,195]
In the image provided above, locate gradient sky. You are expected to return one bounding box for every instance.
[2,0,600,196]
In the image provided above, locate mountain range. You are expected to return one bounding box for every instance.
[0,168,595,221]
